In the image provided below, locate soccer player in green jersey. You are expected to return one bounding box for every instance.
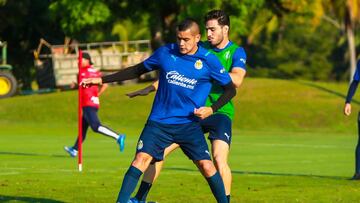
[127,10,246,203]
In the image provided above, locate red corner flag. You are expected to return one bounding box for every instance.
[78,50,83,172]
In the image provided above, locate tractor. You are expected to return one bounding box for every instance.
[0,41,17,98]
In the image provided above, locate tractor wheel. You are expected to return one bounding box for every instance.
[0,71,17,98]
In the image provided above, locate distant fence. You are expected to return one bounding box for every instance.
[35,40,154,88]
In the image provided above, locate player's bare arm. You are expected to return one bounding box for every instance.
[229,68,246,88]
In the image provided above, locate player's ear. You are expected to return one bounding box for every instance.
[223,25,229,34]
[195,33,201,42]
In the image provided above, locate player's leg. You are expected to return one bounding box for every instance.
[84,106,119,140]
[176,122,227,203]
[212,140,231,201]
[133,143,179,202]
[64,114,89,157]
[353,112,360,179]
[117,152,153,203]
[202,114,232,201]
[84,106,125,151]
[118,120,173,203]
[194,159,227,203]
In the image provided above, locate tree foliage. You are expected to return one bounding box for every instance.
[0,0,359,90]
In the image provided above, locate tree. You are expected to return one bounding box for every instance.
[319,0,360,81]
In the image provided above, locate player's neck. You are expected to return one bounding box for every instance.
[215,38,230,49]
[187,45,199,55]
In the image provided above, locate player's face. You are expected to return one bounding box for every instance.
[206,19,227,47]
[82,58,90,67]
[177,29,200,55]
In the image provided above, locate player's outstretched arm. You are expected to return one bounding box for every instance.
[344,80,359,116]
[126,80,159,98]
[194,81,236,119]
[81,62,149,87]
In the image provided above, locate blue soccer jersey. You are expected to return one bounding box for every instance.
[143,43,232,124]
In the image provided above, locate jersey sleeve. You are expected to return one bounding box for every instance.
[207,54,232,86]
[143,46,165,71]
[231,47,247,71]
[353,60,360,81]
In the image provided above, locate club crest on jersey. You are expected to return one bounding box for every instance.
[225,51,230,60]
[137,140,143,150]
[194,59,203,70]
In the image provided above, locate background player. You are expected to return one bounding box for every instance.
[64,52,125,157]
[344,59,360,180]
[127,10,246,203]
[81,18,236,203]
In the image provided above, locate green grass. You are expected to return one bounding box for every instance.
[1,78,360,202]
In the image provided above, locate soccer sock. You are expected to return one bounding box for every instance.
[135,181,152,201]
[97,126,120,140]
[227,195,231,203]
[117,166,143,203]
[206,172,227,203]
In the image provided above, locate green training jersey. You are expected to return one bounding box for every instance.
[202,41,247,120]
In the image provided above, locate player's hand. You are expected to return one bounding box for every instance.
[194,107,213,120]
[126,89,151,98]
[344,103,352,116]
[80,78,102,87]
[126,85,156,98]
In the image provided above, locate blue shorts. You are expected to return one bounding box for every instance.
[136,120,211,161]
[200,113,232,145]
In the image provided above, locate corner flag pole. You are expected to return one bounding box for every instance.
[78,49,83,172]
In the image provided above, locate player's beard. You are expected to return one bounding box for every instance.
[209,34,224,48]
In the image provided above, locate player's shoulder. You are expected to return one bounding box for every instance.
[198,45,217,61]
[228,41,245,53]
[228,42,246,60]
[163,43,178,51]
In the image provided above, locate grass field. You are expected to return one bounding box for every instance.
[1,78,360,202]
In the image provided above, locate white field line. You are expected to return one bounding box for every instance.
[240,142,352,149]
[0,166,199,176]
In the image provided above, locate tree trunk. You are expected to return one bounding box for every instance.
[345,2,357,82]
[347,24,356,82]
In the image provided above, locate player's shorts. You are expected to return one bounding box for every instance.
[200,113,232,146]
[136,120,211,161]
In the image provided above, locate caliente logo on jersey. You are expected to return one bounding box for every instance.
[166,71,198,90]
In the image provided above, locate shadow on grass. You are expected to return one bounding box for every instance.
[166,167,347,180]
[0,195,65,203]
[0,151,67,158]
[298,81,360,105]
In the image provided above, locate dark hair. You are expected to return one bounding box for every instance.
[177,18,200,33]
[82,52,93,65]
[204,10,230,27]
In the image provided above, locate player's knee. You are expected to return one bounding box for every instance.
[89,122,101,132]
[132,153,152,170]
[198,160,216,176]
[214,157,229,171]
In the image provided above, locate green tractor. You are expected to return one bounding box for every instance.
[0,41,17,98]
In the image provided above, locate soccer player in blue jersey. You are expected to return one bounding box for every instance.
[127,10,246,203]
[81,18,236,203]
[344,60,360,180]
